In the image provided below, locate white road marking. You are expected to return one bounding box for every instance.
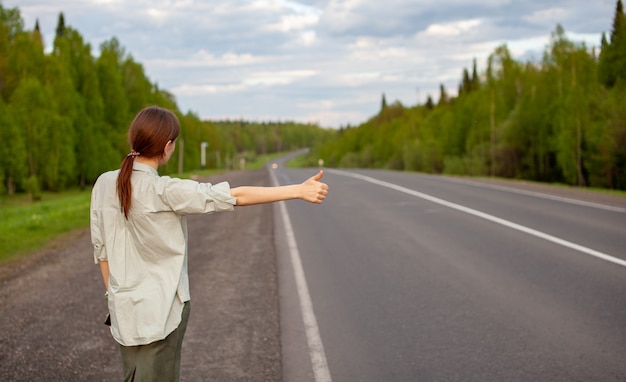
[271,170,332,382]
[440,177,626,213]
[329,169,626,268]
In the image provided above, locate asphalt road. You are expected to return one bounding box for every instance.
[1,164,624,382]
[274,166,626,382]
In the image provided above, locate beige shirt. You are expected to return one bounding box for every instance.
[90,162,236,346]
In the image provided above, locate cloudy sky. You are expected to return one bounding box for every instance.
[6,0,618,128]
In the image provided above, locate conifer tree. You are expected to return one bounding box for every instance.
[610,0,625,50]
[32,19,43,51]
[471,58,480,91]
[459,68,471,95]
[612,0,626,84]
[599,0,626,87]
[437,84,448,106]
[425,95,434,110]
[55,12,65,38]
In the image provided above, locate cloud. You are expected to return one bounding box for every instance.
[149,51,267,69]
[264,12,320,32]
[6,0,615,128]
[421,19,482,38]
[243,69,318,86]
[525,7,571,26]
[172,69,317,96]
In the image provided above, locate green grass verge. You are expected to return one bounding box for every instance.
[0,189,91,263]
[0,153,291,264]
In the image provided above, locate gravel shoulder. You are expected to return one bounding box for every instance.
[0,169,280,382]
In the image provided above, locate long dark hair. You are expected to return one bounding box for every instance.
[117,106,180,218]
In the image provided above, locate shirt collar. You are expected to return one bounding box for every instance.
[133,161,159,176]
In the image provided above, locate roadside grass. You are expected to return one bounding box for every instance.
[0,189,91,264]
[0,153,287,264]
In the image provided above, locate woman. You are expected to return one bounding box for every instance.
[90,105,328,381]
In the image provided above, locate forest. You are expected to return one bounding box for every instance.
[0,4,333,196]
[308,1,626,190]
[2,2,626,196]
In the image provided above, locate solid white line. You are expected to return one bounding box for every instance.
[328,169,626,268]
[440,177,626,213]
[271,170,332,382]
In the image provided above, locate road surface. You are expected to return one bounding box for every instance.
[275,165,626,382]
[1,164,624,381]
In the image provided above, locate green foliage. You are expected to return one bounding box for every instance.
[0,98,26,193]
[310,4,626,190]
[24,175,41,201]
[211,120,335,170]
[0,5,332,197]
[599,0,626,87]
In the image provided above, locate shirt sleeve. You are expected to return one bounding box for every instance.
[158,178,237,214]
[90,182,108,264]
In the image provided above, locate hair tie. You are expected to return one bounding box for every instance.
[127,150,140,157]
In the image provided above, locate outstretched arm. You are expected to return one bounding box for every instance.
[231,170,329,206]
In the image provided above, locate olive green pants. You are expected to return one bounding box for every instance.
[119,301,190,382]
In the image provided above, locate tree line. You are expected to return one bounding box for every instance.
[0,5,332,196]
[3,2,625,195]
[308,1,626,190]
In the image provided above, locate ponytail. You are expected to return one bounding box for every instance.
[117,153,138,219]
[116,106,180,219]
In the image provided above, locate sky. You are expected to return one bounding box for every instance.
[5,0,618,128]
